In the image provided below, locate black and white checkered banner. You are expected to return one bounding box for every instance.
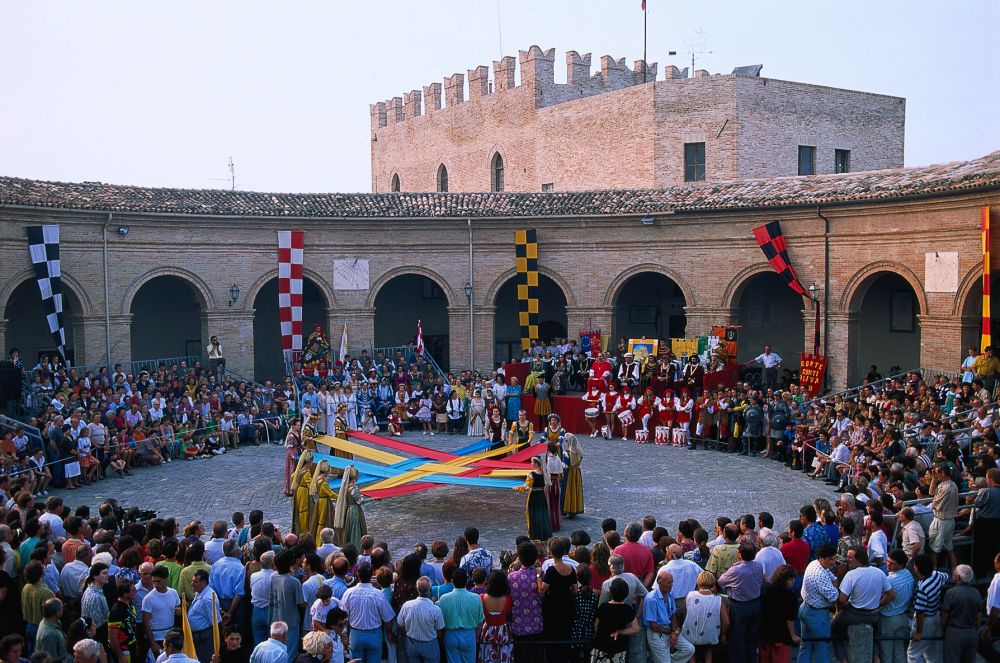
[26,225,66,360]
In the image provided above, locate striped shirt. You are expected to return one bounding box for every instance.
[881,569,915,617]
[914,570,948,615]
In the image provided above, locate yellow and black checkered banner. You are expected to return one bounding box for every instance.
[515,229,539,351]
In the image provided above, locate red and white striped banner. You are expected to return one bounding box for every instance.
[416,319,425,356]
[277,230,304,358]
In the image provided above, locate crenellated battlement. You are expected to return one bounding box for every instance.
[370,46,749,130]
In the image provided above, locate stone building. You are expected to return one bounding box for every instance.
[1,151,998,390]
[370,46,905,193]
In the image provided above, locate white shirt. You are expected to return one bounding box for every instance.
[840,566,891,610]
[40,512,67,539]
[663,558,702,598]
[638,530,656,549]
[867,529,888,562]
[541,555,580,572]
[755,546,786,579]
[755,352,782,368]
[203,538,226,565]
[142,587,181,639]
[988,572,1000,614]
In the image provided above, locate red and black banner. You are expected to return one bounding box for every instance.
[752,220,808,296]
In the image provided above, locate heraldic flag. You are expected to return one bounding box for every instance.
[752,221,810,298]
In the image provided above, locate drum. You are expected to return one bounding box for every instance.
[635,430,649,443]
[617,410,634,425]
[585,407,600,419]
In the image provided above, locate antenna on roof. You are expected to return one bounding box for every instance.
[669,27,713,78]
[207,157,236,191]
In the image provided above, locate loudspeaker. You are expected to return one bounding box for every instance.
[0,361,23,402]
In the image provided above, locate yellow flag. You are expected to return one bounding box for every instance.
[211,593,221,656]
[180,595,197,660]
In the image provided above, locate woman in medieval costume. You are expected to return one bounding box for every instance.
[330,403,352,476]
[333,464,367,548]
[543,433,566,532]
[310,459,338,542]
[507,409,535,451]
[485,405,507,452]
[467,388,487,437]
[513,457,552,541]
[504,377,522,423]
[316,384,330,435]
[533,375,553,429]
[290,450,314,535]
[562,433,584,518]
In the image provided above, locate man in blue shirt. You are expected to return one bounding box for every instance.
[643,568,695,663]
[209,540,245,629]
[880,550,914,663]
[161,629,200,663]
[437,569,484,663]
[188,570,222,663]
[249,621,288,663]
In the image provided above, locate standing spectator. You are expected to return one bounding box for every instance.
[591,577,640,663]
[705,524,740,580]
[898,508,925,563]
[797,544,838,663]
[758,565,800,663]
[36,599,66,663]
[249,550,276,645]
[718,544,765,662]
[754,345,782,389]
[437,568,484,663]
[340,563,394,663]
[79,564,110,647]
[798,505,828,560]
[396,576,444,663]
[643,569,695,663]
[662,544,701,620]
[59,545,92,615]
[250,622,288,663]
[614,522,655,588]
[879,550,914,663]
[458,527,494,575]
[178,542,212,602]
[268,550,305,663]
[507,543,543,660]
[928,462,959,571]
[107,583,139,663]
[910,553,948,663]
[71,639,101,663]
[941,565,982,663]
[209,540,245,629]
[21,561,54,652]
[141,567,180,661]
[188,570,223,663]
[831,547,893,662]
[207,336,225,382]
[204,521,228,565]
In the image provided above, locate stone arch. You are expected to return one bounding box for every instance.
[483,266,578,309]
[365,266,456,308]
[603,263,696,309]
[121,267,216,317]
[436,163,449,193]
[721,263,782,310]
[244,267,337,313]
[954,264,985,317]
[0,268,93,318]
[840,261,928,315]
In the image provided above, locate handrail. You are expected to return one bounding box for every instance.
[0,413,42,446]
[62,355,203,378]
[801,366,961,408]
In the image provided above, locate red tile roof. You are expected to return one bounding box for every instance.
[1,151,998,218]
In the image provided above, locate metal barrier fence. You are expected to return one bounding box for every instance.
[68,355,202,378]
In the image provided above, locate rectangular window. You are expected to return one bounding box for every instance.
[798,145,816,176]
[834,149,851,174]
[684,142,706,182]
[541,183,553,192]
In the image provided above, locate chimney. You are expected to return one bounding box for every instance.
[493,56,516,91]
[566,51,592,85]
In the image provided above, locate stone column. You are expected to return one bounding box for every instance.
[683,307,737,338]
[201,309,255,377]
[825,311,859,390]
[917,315,966,372]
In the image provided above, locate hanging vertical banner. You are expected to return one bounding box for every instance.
[515,229,539,351]
[277,230,305,360]
[25,225,67,360]
[799,353,829,396]
[982,206,992,351]
[580,329,602,358]
[752,220,820,355]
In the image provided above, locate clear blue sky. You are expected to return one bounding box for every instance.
[1,1,997,193]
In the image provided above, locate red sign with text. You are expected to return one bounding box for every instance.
[799,353,828,396]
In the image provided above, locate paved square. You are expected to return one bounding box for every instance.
[53,432,838,558]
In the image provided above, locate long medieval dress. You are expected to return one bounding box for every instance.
[515,469,552,541]
[562,436,584,518]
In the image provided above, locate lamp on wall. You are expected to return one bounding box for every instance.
[228,283,240,307]
[808,283,819,300]
[116,225,129,236]
[464,281,473,303]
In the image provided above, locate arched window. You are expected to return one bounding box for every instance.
[491,153,504,192]
[437,164,449,193]
[390,173,400,192]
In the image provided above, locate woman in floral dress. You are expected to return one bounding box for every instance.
[478,571,513,663]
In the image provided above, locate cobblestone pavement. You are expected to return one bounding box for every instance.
[52,432,837,558]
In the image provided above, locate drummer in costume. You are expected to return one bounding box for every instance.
[582,384,603,438]
[507,409,535,451]
[601,383,620,440]
[485,405,507,452]
[635,386,658,441]
[513,457,552,540]
[615,385,637,441]
[693,390,716,449]
[654,389,676,445]
[674,387,695,446]
[562,433,584,518]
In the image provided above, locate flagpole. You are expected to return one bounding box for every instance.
[643,2,648,83]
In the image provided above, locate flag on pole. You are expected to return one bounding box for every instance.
[180,596,197,659]
[416,319,425,356]
[641,0,646,10]
[983,206,992,351]
[338,322,349,362]
[211,596,220,656]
